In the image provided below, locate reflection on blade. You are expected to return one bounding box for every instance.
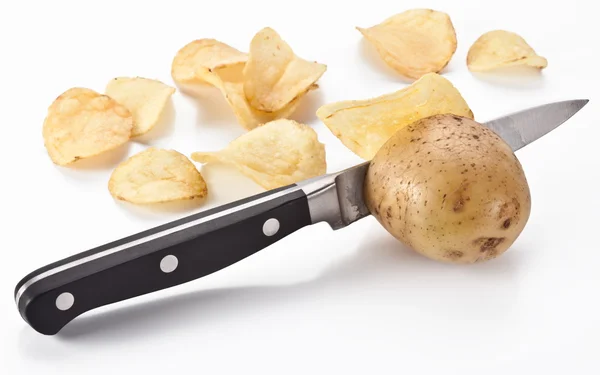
[335,162,370,226]
[483,100,589,151]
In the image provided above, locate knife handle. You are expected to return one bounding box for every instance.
[15,184,311,335]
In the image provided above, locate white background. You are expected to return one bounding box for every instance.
[1,0,598,373]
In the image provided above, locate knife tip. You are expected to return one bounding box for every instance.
[570,99,589,112]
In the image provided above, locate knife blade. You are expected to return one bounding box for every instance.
[14,99,588,335]
[484,99,589,151]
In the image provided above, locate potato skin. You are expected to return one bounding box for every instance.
[364,114,531,263]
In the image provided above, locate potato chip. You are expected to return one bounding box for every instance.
[105,77,176,137]
[467,30,548,72]
[357,9,457,80]
[215,64,317,130]
[108,148,208,204]
[316,73,473,160]
[171,38,248,86]
[191,119,326,189]
[243,27,327,112]
[42,87,133,166]
[170,38,309,129]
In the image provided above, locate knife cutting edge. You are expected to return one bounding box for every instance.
[14,99,588,335]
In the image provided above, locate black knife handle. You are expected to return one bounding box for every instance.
[15,184,311,335]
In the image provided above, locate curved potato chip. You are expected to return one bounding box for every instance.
[216,64,317,129]
[171,39,247,86]
[42,87,133,166]
[191,119,326,189]
[108,148,208,204]
[357,9,457,80]
[316,73,473,160]
[243,27,327,112]
[170,38,307,129]
[105,77,176,137]
[467,30,548,72]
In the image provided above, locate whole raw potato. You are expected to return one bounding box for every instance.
[364,114,531,263]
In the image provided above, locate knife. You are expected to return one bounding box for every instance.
[15,99,588,335]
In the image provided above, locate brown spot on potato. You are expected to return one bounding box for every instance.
[502,218,511,229]
[483,249,499,261]
[446,250,464,260]
[453,198,465,212]
[498,198,521,220]
[474,237,505,252]
[451,181,470,212]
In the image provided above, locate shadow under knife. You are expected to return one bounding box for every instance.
[53,229,411,341]
[50,223,522,343]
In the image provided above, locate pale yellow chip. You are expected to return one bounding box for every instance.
[105,77,176,137]
[42,87,133,166]
[215,64,316,130]
[316,73,473,160]
[191,119,326,190]
[467,30,548,72]
[357,9,457,80]
[170,38,308,129]
[243,27,327,112]
[171,38,248,86]
[108,148,208,204]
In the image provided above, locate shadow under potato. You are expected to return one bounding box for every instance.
[54,221,522,342]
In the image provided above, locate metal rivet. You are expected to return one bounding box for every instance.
[160,255,178,273]
[263,218,280,236]
[56,292,74,311]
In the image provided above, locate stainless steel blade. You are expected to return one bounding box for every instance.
[334,162,370,225]
[302,99,588,229]
[483,99,589,151]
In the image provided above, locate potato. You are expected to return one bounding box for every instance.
[364,114,531,263]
